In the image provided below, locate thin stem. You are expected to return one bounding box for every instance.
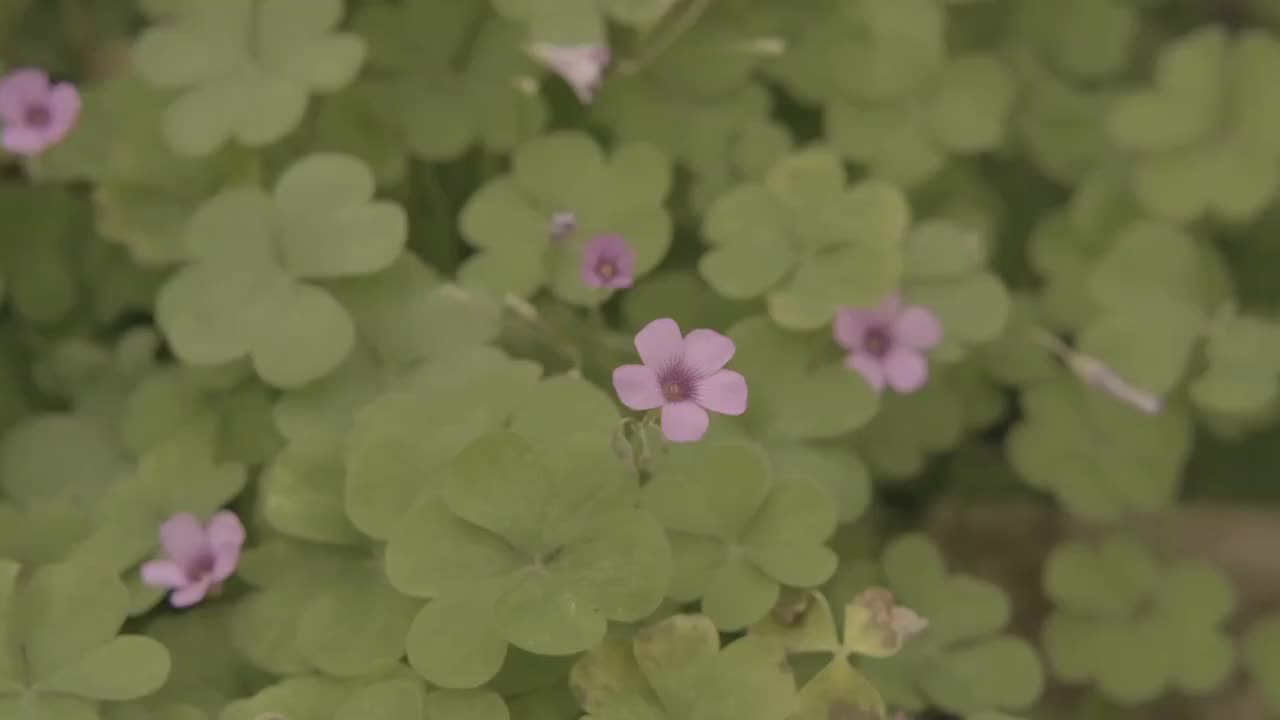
[617,0,715,76]
[418,164,458,273]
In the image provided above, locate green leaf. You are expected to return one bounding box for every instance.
[297,571,421,677]
[406,591,509,689]
[424,689,510,720]
[16,563,129,683]
[334,680,425,720]
[38,635,170,700]
[1245,614,1280,713]
[134,0,366,154]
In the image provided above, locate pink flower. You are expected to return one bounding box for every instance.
[140,511,245,608]
[612,318,748,442]
[581,234,636,289]
[0,68,80,156]
[529,43,611,104]
[834,294,941,394]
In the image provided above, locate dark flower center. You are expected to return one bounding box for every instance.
[188,551,216,579]
[864,327,891,357]
[659,361,699,403]
[24,103,52,129]
[595,259,617,279]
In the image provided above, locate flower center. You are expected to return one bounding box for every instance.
[662,382,686,402]
[595,260,617,279]
[23,103,51,129]
[864,327,891,357]
[659,361,699,403]
[189,551,216,579]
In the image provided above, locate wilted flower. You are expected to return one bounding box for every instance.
[844,586,929,657]
[529,43,611,104]
[613,318,748,443]
[141,511,245,608]
[548,211,577,240]
[0,67,80,156]
[834,294,941,394]
[581,234,636,289]
[1066,352,1162,414]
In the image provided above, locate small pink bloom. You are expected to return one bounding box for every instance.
[549,211,577,241]
[529,43,611,104]
[834,294,941,394]
[613,318,748,443]
[0,68,80,156]
[140,511,245,609]
[581,234,636,289]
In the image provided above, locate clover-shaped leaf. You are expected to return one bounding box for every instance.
[156,153,406,388]
[353,2,547,161]
[641,440,838,630]
[570,614,796,720]
[1014,0,1139,82]
[218,675,360,720]
[1107,27,1280,223]
[0,411,131,512]
[853,366,972,478]
[701,150,909,330]
[728,316,880,441]
[385,432,669,688]
[854,534,1044,716]
[494,0,676,42]
[1245,613,1280,714]
[134,0,366,155]
[902,221,1010,358]
[1189,312,1280,417]
[1041,536,1235,703]
[0,185,79,326]
[345,358,616,540]
[458,131,672,305]
[1006,374,1193,519]
[0,561,170,715]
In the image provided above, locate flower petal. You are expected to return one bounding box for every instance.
[140,559,189,589]
[613,364,664,410]
[0,68,49,123]
[159,513,210,568]
[846,353,886,392]
[42,83,80,141]
[635,317,684,369]
[833,306,874,350]
[892,306,941,349]
[169,576,214,609]
[883,348,929,393]
[207,511,245,548]
[661,402,710,443]
[697,369,747,415]
[1,126,47,156]
[683,329,736,376]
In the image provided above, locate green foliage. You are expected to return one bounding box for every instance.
[4,1,1280,719]
[1041,536,1236,704]
[700,149,909,330]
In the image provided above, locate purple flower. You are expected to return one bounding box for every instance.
[613,318,748,443]
[140,511,245,608]
[529,43,611,104]
[834,294,941,394]
[581,234,636,289]
[0,68,80,156]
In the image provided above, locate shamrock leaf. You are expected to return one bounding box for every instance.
[749,590,924,719]
[0,185,79,326]
[641,441,838,630]
[218,675,361,720]
[1013,0,1139,82]
[385,432,670,687]
[0,411,131,512]
[1189,311,1280,417]
[134,0,367,155]
[36,76,239,266]
[1042,536,1235,704]
[1006,375,1193,519]
[700,150,909,330]
[1107,27,1280,223]
[728,316,880,441]
[156,153,407,388]
[0,561,170,715]
[570,614,797,720]
[352,1,547,161]
[855,534,1044,716]
[901,220,1010,359]
[458,131,672,305]
[493,0,677,42]
[1245,613,1280,714]
[345,359,616,539]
